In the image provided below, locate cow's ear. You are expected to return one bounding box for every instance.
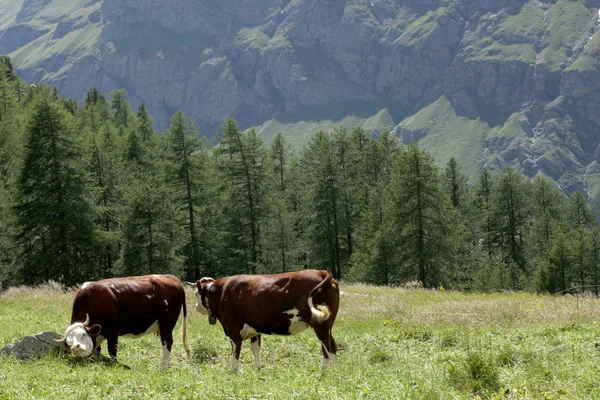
[86,324,102,337]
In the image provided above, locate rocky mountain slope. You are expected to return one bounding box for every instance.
[2,0,600,201]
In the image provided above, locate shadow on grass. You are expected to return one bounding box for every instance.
[60,353,131,370]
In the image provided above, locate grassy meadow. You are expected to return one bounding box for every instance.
[2,283,600,399]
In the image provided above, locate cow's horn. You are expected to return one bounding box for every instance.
[83,313,90,327]
[185,281,196,288]
[54,336,67,343]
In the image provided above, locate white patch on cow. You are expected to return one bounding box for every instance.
[284,308,301,323]
[121,320,159,338]
[284,308,309,335]
[251,339,261,368]
[64,322,93,357]
[163,299,168,306]
[285,289,289,294]
[81,282,90,290]
[146,294,154,299]
[240,323,259,340]
[95,335,105,352]
[161,343,170,370]
[320,342,337,369]
[152,274,160,278]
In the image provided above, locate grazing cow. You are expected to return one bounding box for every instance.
[192,269,339,371]
[57,274,190,369]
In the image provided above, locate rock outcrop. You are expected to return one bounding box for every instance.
[3,0,600,201]
[0,331,69,360]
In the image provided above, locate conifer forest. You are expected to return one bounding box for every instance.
[0,56,597,294]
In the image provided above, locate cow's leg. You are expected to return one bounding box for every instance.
[314,326,337,368]
[159,323,175,370]
[250,335,261,368]
[106,329,119,361]
[229,337,242,372]
[93,335,105,356]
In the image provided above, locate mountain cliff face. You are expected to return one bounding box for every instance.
[3,0,600,201]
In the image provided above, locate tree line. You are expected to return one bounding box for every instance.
[0,57,597,293]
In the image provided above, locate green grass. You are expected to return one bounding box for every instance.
[535,0,594,70]
[396,7,447,46]
[234,27,270,51]
[398,96,490,183]
[3,283,600,398]
[362,108,395,135]
[462,0,595,69]
[567,32,600,72]
[255,116,368,150]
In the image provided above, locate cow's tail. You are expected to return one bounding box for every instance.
[182,296,191,359]
[308,271,333,323]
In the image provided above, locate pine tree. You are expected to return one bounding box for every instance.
[137,103,153,142]
[490,165,531,288]
[566,191,594,288]
[83,88,110,133]
[166,111,206,280]
[349,132,400,284]
[444,157,468,210]
[14,97,97,285]
[215,119,267,274]
[387,144,455,287]
[527,175,564,289]
[301,131,345,279]
[0,62,16,123]
[87,123,124,277]
[119,184,183,277]
[262,133,297,273]
[589,227,600,295]
[110,89,134,130]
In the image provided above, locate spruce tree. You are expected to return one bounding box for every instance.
[301,131,344,279]
[444,157,468,210]
[490,165,531,288]
[349,132,399,284]
[110,89,134,130]
[566,191,594,288]
[527,175,564,289]
[387,144,455,287]
[166,111,206,280]
[87,123,124,277]
[14,97,97,285]
[137,103,154,142]
[215,119,267,274]
[263,133,296,273]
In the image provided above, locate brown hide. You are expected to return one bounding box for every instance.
[69,274,189,361]
[196,269,339,368]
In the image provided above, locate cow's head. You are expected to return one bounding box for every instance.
[193,277,215,320]
[56,314,102,357]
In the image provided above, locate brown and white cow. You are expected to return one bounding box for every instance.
[192,269,339,371]
[57,274,190,369]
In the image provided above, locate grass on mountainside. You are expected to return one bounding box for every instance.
[398,96,490,183]
[11,21,101,74]
[567,33,600,72]
[2,283,600,398]
[235,27,270,51]
[464,0,595,69]
[397,7,448,46]
[256,116,368,150]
